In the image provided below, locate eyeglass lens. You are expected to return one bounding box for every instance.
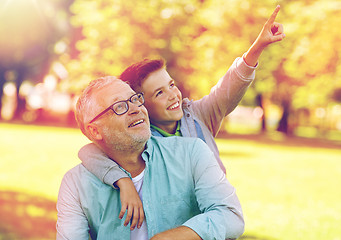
[112,93,144,115]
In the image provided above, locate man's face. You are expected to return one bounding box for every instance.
[92,80,151,150]
[140,68,183,130]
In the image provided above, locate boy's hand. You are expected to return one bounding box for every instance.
[116,178,145,230]
[257,5,285,47]
[244,5,285,66]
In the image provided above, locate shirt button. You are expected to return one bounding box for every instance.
[186,113,190,117]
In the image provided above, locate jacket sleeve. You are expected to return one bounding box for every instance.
[191,55,257,137]
[78,143,129,188]
[56,172,90,240]
[182,139,244,239]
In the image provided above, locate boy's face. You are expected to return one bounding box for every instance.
[140,68,183,131]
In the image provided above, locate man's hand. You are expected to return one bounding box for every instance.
[244,5,285,66]
[150,226,201,240]
[115,178,144,230]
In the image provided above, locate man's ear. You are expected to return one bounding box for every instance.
[86,123,103,141]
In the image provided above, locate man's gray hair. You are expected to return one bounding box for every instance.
[75,76,118,138]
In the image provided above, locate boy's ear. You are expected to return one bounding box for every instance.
[86,124,103,141]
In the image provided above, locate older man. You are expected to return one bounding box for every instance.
[56,76,244,240]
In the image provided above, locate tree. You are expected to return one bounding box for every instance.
[0,0,72,120]
[272,0,341,133]
[63,0,341,134]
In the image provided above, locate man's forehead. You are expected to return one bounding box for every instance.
[95,81,135,103]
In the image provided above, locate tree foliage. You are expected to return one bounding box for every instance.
[62,0,341,131]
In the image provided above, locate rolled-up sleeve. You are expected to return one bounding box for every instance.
[56,172,90,240]
[182,139,244,239]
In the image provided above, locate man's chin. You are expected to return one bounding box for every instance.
[134,129,151,143]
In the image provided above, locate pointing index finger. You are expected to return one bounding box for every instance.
[267,5,280,25]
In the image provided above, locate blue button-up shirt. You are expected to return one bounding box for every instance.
[56,136,244,240]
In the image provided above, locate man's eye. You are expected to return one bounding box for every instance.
[170,83,175,88]
[114,103,125,112]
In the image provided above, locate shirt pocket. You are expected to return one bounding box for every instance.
[159,193,200,227]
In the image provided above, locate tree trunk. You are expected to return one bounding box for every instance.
[0,69,6,120]
[12,67,26,120]
[277,99,290,134]
[256,94,266,132]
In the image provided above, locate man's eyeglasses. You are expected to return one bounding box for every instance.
[89,92,145,123]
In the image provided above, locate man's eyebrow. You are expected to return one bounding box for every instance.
[112,91,136,102]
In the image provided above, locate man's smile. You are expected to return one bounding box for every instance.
[128,119,145,128]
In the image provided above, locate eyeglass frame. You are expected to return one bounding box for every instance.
[89,92,145,124]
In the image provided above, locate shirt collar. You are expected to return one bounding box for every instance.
[141,137,154,163]
[150,121,182,137]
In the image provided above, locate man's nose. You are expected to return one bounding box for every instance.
[127,101,141,114]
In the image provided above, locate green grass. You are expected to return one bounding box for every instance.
[1,123,341,239]
[0,123,90,200]
[216,138,341,240]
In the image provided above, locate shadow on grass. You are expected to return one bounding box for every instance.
[218,132,341,150]
[0,191,56,240]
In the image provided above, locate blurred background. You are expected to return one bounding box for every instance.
[0,0,340,239]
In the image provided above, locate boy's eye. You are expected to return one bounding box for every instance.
[156,90,163,97]
[170,83,175,88]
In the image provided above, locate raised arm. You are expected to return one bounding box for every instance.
[192,6,285,136]
[192,55,256,137]
[244,5,285,66]
[79,143,144,230]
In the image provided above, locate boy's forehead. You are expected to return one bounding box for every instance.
[141,68,172,90]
